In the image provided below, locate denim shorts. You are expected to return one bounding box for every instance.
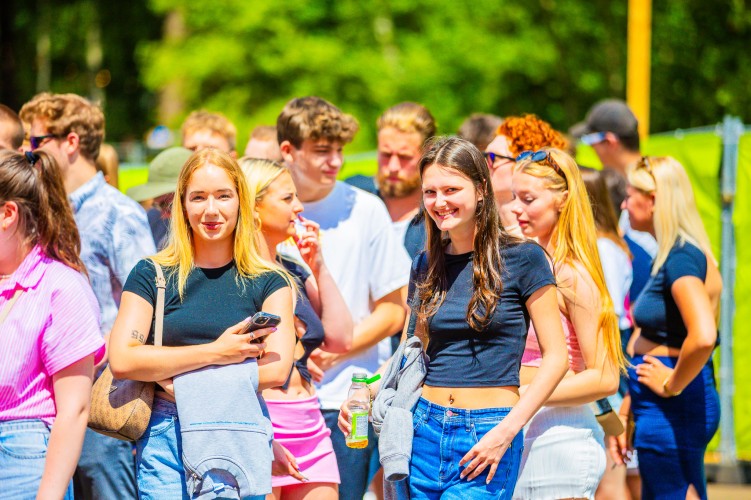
[136,397,265,500]
[0,419,73,500]
[409,398,523,499]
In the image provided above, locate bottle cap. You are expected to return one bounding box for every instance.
[351,372,368,382]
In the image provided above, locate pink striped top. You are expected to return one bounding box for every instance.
[521,311,586,373]
[0,246,105,424]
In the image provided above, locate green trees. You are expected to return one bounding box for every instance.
[2,0,749,144]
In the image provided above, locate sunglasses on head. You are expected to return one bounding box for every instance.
[29,134,62,150]
[636,156,657,185]
[516,150,568,187]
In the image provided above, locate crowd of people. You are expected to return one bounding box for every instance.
[0,92,721,500]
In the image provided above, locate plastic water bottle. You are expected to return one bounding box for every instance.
[346,372,380,449]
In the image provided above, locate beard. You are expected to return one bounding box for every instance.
[376,171,422,198]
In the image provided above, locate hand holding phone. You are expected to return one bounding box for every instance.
[239,311,281,343]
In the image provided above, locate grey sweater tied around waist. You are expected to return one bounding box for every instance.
[174,359,273,499]
[372,334,428,499]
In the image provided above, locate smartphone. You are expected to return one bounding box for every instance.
[239,311,281,342]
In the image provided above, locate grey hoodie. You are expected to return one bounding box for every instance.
[173,359,272,499]
[372,334,428,499]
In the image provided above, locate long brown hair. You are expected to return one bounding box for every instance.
[415,136,520,331]
[0,150,85,273]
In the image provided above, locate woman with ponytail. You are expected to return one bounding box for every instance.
[0,150,105,498]
[509,148,625,499]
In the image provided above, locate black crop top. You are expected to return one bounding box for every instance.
[632,240,707,349]
[408,241,556,388]
[123,259,288,347]
[278,257,325,388]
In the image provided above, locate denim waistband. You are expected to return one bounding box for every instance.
[152,396,178,416]
[0,419,48,432]
[415,397,512,419]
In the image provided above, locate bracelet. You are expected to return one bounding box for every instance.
[662,376,682,397]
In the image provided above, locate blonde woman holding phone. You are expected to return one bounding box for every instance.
[109,149,297,499]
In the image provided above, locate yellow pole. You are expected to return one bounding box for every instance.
[627,0,652,137]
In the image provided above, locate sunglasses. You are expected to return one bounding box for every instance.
[636,156,657,186]
[580,132,607,146]
[483,152,516,167]
[516,150,568,187]
[29,134,62,150]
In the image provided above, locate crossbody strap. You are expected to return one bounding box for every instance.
[0,288,23,327]
[150,259,166,347]
[406,252,427,339]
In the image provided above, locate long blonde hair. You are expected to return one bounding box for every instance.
[627,156,715,274]
[153,149,291,298]
[515,148,626,372]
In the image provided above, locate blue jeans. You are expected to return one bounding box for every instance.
[409,398,523,499]
[628,355,719,499]
[322,409,378,500]
[136,398,265,500]
[0,419,73,500]
[74,427,137,499]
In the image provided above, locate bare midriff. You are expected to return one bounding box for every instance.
[421,385,519,409]
[632,334,681,358]
[263,367,315,401]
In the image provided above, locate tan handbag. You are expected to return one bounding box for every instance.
[87,260,166,442]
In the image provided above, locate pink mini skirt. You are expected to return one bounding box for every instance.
[266,394,340,487]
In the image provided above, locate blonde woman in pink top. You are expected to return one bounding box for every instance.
[0,150,104,499]
[509,149,626,499]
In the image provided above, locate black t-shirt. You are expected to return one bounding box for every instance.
[123,259,288,347]
[632,241,707,348]
[408,241,556,388]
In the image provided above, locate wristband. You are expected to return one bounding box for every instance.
[662,376,682,397]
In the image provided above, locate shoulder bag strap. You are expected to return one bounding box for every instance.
[150,259,166,347]
[0,288,23,327]
[406,252,427,340]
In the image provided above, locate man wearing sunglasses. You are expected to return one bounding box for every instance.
[572,99,643,180]
[20,93,155,500]
[572,99,657,297]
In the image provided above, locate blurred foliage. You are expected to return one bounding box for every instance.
[1,0,161,141]
[2,0,750,146]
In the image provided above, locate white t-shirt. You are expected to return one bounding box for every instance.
[597,237,633,330]
[290,182,411,410]
[375,217,414,366]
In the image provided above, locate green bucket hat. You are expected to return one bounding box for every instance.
[126,147,193,202]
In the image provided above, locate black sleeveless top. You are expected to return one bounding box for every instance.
[279,256,326,388]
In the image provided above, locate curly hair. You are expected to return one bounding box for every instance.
[277,96,359,148]
[495,114,568,156]
[20,93,105,162]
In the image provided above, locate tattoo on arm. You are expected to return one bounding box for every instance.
[131,330,145,344]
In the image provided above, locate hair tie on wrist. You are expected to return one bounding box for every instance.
[24,151,40,166]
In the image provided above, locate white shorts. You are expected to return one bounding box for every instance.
[513,406,606,500]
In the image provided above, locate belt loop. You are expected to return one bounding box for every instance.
[465,409,472,432]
